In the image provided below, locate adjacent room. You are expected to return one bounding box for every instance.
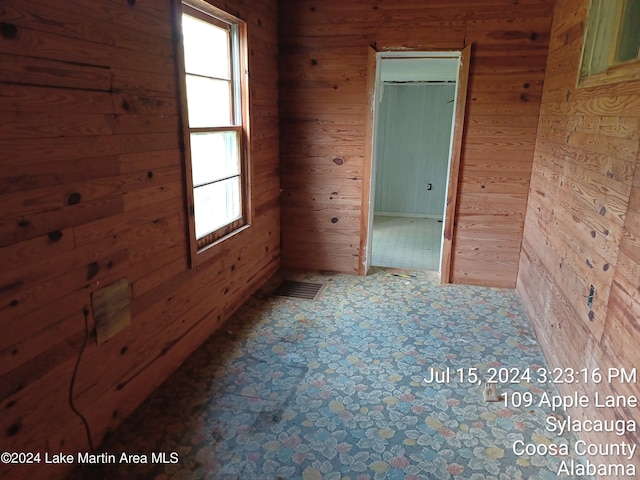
[1,0,639,479]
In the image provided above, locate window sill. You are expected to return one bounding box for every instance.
[578,59,640,88]
[191,223,252,269]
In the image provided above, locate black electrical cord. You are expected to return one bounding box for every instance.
[69,305,95,452]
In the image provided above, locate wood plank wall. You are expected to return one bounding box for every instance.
[517,0,640,471]
[278,0,555,287]
[0,0,279,479]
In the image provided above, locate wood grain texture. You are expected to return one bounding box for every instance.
[0,1,280,479]
[279,0,555,287]
[517,0,640,472]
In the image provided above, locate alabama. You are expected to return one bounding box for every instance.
[558,459,636,477]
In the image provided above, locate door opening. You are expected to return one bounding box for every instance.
[360,48,471,281]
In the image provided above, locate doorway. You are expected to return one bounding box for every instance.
[361,48,470,281]
[372,80,455,270]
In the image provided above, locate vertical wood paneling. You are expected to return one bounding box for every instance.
[518,0,640,471]
[279,0,554,286]
[374,84,455,217]
[0,1,279,479]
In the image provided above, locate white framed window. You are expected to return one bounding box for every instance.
[177,1,250,263]
[579,0,640,87]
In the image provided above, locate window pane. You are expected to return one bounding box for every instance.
[190,131,240,187]
[615,0,640,63]
[182,14,230,79]
[193,177,242,239]
[185,75,232,127]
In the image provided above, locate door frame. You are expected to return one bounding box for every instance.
[359,44,471,282]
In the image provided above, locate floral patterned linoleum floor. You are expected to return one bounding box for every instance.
[69,268,589,480]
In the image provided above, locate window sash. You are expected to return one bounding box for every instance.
[178,1,249,260]
[579,0,640,86]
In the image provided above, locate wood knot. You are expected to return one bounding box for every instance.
[87,261,100,281]
[48,230,63,242]
[7,422,21,437]
[311,59,318,66]
[332,157,344,165]
[67,192,82,205]
[331,217,339,224]
[0,23,18,39]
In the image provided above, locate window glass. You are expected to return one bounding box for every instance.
[182,15,230,79]
[193,177,242,238]
[185,75,232,127]
[189,131,240,187]
[615,0,640,63]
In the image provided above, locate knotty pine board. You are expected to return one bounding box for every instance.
[279,0,555,287]
[517,0,640,472]
[0,1,280,480]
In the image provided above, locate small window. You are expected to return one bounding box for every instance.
[177,1,249,261]
[579,0,640,87]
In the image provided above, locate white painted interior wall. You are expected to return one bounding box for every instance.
[374,83,455,217]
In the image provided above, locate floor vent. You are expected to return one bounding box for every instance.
[272,281,325,300]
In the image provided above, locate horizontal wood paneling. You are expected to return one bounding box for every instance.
[279,0,555,287]
[517,0,640,472]
[0,1,280,479]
